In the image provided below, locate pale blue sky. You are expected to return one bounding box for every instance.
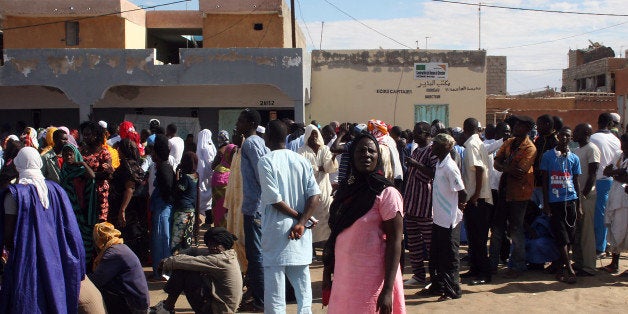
[135,0,628,94]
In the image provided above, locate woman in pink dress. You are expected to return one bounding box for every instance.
[323,132,405,314]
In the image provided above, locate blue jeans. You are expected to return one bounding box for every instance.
[490,200,527,272]
[151,193,172,278]
[244,212,264,306]
[264,265,312,314]
[594,179,612,252]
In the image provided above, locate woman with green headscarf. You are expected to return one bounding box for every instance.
[60,144,98,270]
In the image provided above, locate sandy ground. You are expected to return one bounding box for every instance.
[147,246,628,313]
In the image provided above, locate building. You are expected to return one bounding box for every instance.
[615,66,628,127]
[486,93,616,129]
[486,55,507,95]
[308,49,487,128]
[562,42,628,93]
[0,0,308,131]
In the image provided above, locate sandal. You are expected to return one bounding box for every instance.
[618,270,628,277]
[556,270,577,284]
[437,295,452,302]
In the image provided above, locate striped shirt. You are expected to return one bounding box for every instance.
[403,144,438,217]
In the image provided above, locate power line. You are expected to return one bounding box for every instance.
[508,69,563,72]
[320,0,413,49]
[296,0,317,49]
[489,20,628,50]
[432,0,628,17]
[0,0,192,31]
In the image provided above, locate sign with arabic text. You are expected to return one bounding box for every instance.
[414,63,448,80]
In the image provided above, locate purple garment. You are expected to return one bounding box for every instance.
[0,181,86,314]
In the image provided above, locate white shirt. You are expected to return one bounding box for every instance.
[484,138,504,191]
[590,132,621,180]
[433,153,465,228]
[463,133,493,204]
[168,136,185,169]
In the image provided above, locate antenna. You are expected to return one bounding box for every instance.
[478,2,482,50]
[319,21,324,50]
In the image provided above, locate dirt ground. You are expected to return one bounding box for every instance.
[147,246,628,313]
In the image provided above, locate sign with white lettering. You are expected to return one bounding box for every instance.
[414,63,448,80]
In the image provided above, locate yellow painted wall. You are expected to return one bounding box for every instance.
[202,14,284,48]
[2,16,126,49]
[124,20,146,49]
[308,65,486,129]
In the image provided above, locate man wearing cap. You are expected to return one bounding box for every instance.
[152,227,243,314]
[493,115,537,278]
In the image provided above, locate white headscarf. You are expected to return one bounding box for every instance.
[196,129,217,193]
[303,124,324,148]
[14,147,49,209]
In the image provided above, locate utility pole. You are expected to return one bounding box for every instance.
[291,0,296,48]
[319,21,324,50]
[425,36,430,50]
[416,40,419,49]
[478,2,481,50]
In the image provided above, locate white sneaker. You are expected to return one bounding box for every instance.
[149,301,174,314]
[404,276,424,287]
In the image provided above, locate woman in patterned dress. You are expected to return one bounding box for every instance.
[79,121,114,223]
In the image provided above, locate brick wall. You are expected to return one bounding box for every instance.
[487,96,616,129]
[486,56,507,95]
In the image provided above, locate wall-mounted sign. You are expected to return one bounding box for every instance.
[414,63,448,80]
[375,89,413,94]
[259,100,276,106]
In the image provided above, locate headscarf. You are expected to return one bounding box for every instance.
[40,126,57,155]
[217,130,230,148]
[179,151,198,175]
[322,132,392,274]
[367,119,389,143]
[196,129,217,193]
[93,222,124,268]
[4,135,19,150]
[204,227,237,250]
[59,126,78,147]
[14,147,49,208]
[22,127,39,149]
[119,121,144,156]
[303,124,324,148]
[59,144,97,261]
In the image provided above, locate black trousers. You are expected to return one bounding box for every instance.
[164,270,213,313]
[464,199,492,278]
[429,223,461,298]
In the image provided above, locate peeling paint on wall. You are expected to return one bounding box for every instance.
[107,56,121,68]
[125,56,149,75]
[206,51,277,66]
[11,59,38,77]
[87,54,102,69]
[282,55,302,68]
[47,56,85,75]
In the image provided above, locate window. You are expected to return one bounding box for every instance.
[415,104,449,126]
[253,23,264,31]
[65,21,79,46]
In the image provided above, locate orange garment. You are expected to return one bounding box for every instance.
[495,136,537,201]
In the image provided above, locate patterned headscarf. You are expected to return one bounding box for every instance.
[217,130,230,148]
[93,222,124,268]
[14,147,48,208]
[22,127,39,149]
[367,119,389,143]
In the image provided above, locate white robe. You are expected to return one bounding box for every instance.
[605,153,628,252]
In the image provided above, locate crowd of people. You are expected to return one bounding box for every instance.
[0,109,627,313]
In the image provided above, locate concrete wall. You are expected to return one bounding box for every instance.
[202,14,285,48]
[308,49,486,129]
[2,15,127,49]
[486,96,616,129]
[562,57,628,92]
[0,48,305,124]
[486,56,506,95]
[125,20,147,49]
[146,11,203,29]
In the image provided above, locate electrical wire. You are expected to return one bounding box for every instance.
[431,0,628,17]
[320,0,413,49]
[489,21,628,50]
[0,0,192,31]
[296,0,317,49]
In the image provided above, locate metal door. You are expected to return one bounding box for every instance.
[414,104,449,126]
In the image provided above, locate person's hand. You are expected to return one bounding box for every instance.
[157,260,165,275]
[603,164,614,177]
[458,202,467,212]
[118,211,126,228]
[577,204,584,221]
[289,223,305,240]
[543,203,551,216]
[405,157,420,168]
[307,217,319,229]
[469,194,480,207]
[376,289,393,314]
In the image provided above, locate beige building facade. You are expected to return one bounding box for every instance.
[308,49,487,129]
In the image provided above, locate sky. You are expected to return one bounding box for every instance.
[135,0,628,95]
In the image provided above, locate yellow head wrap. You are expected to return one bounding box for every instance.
[93,222,124,268]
